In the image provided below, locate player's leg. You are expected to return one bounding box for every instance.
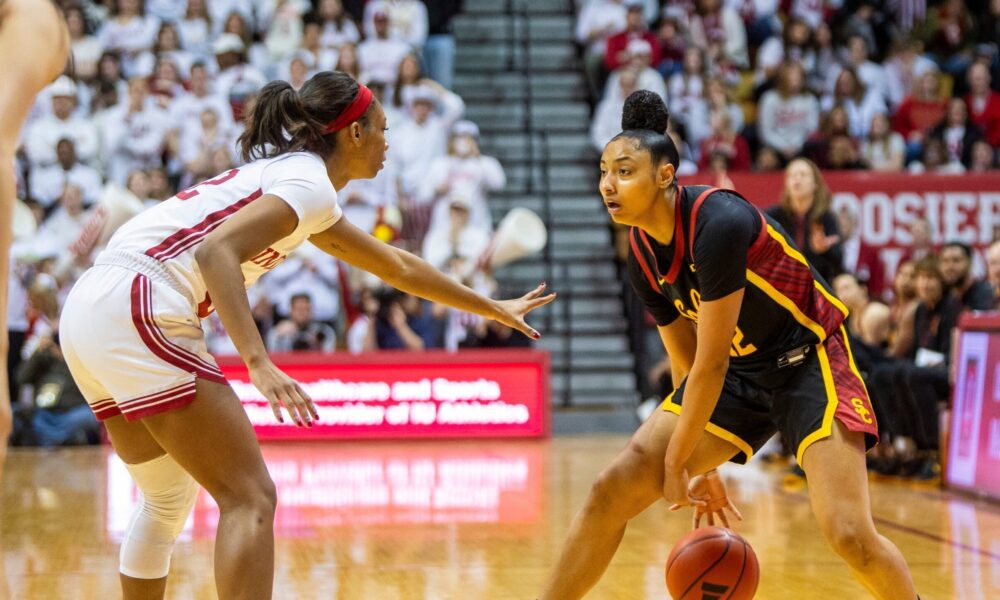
[138,379,277,600]
[0,0,69,474]
[103,415,184,600]
[539,405,740,600]
[802,420,917,599]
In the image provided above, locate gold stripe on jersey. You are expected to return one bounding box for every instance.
[795,341,840,466]
[745,269,827,341]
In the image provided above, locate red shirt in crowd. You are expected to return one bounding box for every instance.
[698,135,752,171]
[604,30,661,71]
[965,90,1000,146]
[892,97,947,140]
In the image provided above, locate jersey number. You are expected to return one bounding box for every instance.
[176,168,240,200]
[673,290,757,357]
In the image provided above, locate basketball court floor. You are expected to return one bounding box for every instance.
[2,436,998,599]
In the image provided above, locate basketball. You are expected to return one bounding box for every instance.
[665,526,759,600]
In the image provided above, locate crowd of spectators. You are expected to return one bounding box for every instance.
[5,0,529,447]
[584,0,1000,174]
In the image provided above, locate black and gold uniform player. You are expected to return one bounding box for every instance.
[540,91,917,600]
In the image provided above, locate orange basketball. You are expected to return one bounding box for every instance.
[665,526,759,600]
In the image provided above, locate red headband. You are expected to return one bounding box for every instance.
[322,84,374,134]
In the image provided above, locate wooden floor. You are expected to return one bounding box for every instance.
[2,436,998,599]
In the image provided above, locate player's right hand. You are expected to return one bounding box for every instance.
[248,361,318,427]
[677,469,744,529]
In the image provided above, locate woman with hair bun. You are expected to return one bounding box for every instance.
[541,90,916,600]
[58,71,555,599]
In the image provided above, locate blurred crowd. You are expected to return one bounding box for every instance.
[6,0,533,448]
[582,0,1000,176]
[639,157,1000,482]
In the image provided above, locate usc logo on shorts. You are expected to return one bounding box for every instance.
[851,398,873,424]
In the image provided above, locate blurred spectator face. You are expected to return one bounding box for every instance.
[186,0,207,19]
[847,36,868,65]
[917,71,941,100]
[778,62,805,95]
[945,98,967,127]
[56,139,77,170]
[698,0,721,13]
[837,207,857,239]
[65,7,86,39]
[127,78,149,111]
[157,24,180,51]
[709,110,731,135]
[869,113,890,139]
[451,134,478,158]
[828,106,850,135]
[303,22,322,50]
[682,48,702,75]
[833,274,868,311]
[399,54,421,83]
[290,296,313,326]
[210,147,234,174]
[148,168,171,199]
[337,43,358,71]
[827,136,858,168]
[970,141,995,171]
[200,107,219,132]
[410,98,434,123]
[658,19,679,41]
[783,159,817,205]
[625,5,644,30]
[117,0,140,17]
[153,59,181,85]
[60,185,84,214]
[319,0,345,20]
[217,50,241,70]
[987,242,1000,291]
[835,70,858,99]
[99,53,123,81]
[289,57,309,86]
[909,218,932,249]
[374,13,389,38]
[189,64,208,94]
[400,293,420,315]
[756,147,781,171]
[786,19,810,46]
[894,261,916,299]
[815,23,832,47]
[915,268,944,305]
[126,170,150,199]
[225,12,248,38]
[968,63,990,94]
[939,245,972,287]
[52,93,75,120]
[922,138,947,168]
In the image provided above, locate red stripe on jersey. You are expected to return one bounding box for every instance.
[145,188,263,261]
[629,227,660,291]
[748,234,845,336]
[686,187,719,259]
[129,275,227,384]
[120,381,198,421]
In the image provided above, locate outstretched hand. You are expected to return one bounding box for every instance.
[671,469,744,529]
[491,282,557,340]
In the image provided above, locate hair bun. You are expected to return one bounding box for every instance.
[621,90,669,134]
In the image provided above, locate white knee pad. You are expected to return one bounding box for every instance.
[119,454,199,579]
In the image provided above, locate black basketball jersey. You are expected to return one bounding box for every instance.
[627,185,849,375]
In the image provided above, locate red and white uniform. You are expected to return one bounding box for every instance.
[59,152,341,422]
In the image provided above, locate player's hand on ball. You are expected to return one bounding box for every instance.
[249,360,318,427]
[491,282,556,340]
[678,469,744,529]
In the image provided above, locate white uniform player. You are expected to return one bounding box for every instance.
[60,152,341,422]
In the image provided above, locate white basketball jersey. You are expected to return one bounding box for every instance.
[106,152,342,315]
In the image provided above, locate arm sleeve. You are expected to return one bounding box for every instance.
[627,250,679,326]
[691,193,757,301]
[261,154,342,235]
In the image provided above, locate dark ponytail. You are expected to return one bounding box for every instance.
[238,71,375,162]
[612,90,680,170]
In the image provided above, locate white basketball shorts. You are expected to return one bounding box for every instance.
[60,257,227,422]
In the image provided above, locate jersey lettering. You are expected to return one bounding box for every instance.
[176,168,240,200]
[672,290,757,357]
[851,397,873,424]
[250,247,286,270]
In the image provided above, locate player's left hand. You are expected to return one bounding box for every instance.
[673,469,744,529]
[491,282,557,340]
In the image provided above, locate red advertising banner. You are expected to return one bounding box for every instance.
[105,441,545,541]
[717,172,1000,285]
[946,313,1000,501]
[215,349,550,440]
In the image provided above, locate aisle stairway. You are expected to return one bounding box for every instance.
[451,0,639,428]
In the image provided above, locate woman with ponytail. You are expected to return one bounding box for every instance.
[541,90,917,600]
[58,71,555,599]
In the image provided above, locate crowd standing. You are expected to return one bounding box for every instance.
[6,0,525,447]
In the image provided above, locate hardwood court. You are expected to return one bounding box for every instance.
[2,436,998,599]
